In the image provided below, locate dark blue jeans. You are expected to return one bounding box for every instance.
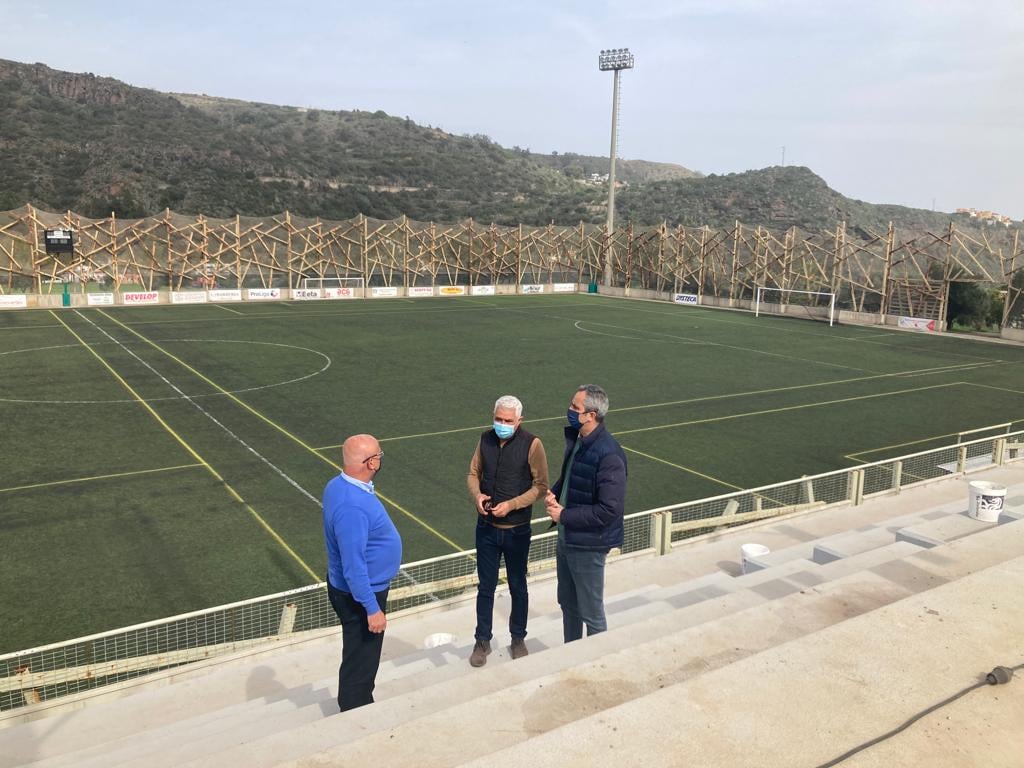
[475,519,532,642]
[327,582,389,712]
[556,543,608,642]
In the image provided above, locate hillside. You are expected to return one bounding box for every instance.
[616,166,964,236]
[0,58,1005,237]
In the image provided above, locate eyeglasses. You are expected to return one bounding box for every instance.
[362,450,384,464]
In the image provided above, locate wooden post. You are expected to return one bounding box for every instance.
[403,215,410,290]
[361,214,369,285]
[467,217,475,287]
[234,215,242,290]
[579,220,585,287]
[1003,229,1019,327]
[517,223,523,290]
[110,210,121,289]
[879,222,895,320]
[28,205,42,294]
[729,221,740,305]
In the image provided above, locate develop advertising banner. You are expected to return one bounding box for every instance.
[171,291,208,305]
[0,295,28,309]
[87,293,115,306]
[552,283,577,293]
[122,291,160,305]
[208,289,242,302]
[291,289,322,300]
[898,316,936,332]
[520,284,543,294]
[408,286,434,297]
[371,286,399,298]
[247,288,281,301]
[439,286,467,296]
[673,293,699,305]
[470,285,495,296]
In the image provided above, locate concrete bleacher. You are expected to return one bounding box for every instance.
[2,465,1022,767]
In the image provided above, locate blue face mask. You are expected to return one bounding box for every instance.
[566,408,582,430]
[493,422,516,440]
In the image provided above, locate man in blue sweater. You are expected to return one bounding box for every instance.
[545,384,627,642]
[323,433,402,712]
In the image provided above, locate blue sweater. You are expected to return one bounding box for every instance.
[323,474,402,614]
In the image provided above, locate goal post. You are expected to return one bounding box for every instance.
[301,276,365,298]
[754,286,836,327]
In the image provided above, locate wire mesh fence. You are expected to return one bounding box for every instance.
[2,430,1020,711]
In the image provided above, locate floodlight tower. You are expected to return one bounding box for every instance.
[598,47,634,287]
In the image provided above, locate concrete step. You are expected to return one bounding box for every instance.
[896,511,998,548]
[742,506,941,570]
[268,568,927,768]
[172,536,957,768]
[459,554,1024,768]
[39,539,938,768]
[279,524,1024,768]
[2,584,664,768]
[811,525,901,563]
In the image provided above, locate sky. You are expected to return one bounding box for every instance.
[3,0,1022,219]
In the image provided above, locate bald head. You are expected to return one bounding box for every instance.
[342,434,382,478]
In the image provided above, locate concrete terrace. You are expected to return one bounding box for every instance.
[2,465,1022,768]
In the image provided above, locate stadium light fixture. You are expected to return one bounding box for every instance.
[597,47,634,287]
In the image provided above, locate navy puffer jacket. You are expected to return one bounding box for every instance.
[550,423,627,551]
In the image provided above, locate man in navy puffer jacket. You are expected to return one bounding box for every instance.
[545,384,627,642]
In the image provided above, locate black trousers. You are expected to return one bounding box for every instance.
[327,583,389,712]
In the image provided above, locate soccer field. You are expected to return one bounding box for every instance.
[2,293,1023,653]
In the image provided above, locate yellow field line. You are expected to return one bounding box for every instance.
[313,361,990,451]
[620,446,745,491]
[0,463,203,494]
[615,382,961,436]
[0,323,61,331]
[49,311,320,582]
[211,303,244,316]
[97,309,463,553]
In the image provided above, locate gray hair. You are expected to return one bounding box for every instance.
[577,384,609,421]
[493,394,523,418]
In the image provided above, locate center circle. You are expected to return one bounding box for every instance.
[0,339,332,404]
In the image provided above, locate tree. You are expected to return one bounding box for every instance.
[946,281,993,331]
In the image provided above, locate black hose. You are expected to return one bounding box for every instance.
[815,662,1023,767]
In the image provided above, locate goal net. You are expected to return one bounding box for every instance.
[301,277,365,299]
[754,287,836,326]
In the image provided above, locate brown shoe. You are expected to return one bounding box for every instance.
[510,637,529,660]
[469,639,491,667]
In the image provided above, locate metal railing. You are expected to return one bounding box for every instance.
[2,430,1021,712]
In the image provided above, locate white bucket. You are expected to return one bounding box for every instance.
[968,481,1006,522]
[740,543,770,574]
[423,632,457,649]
